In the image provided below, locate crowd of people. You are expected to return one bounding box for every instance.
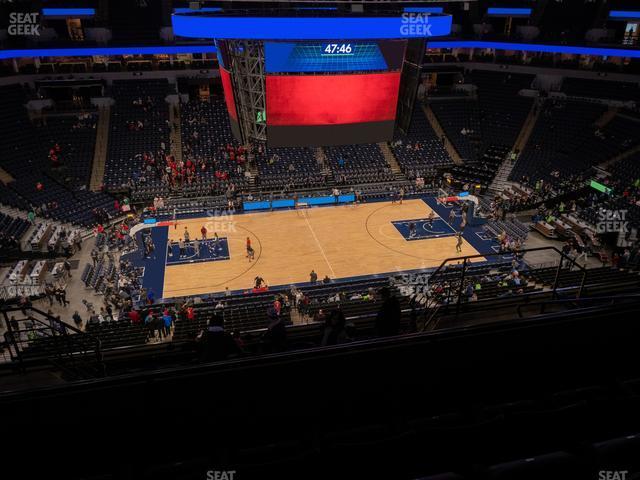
[496,230,524,255]
[48,142,63,169]
[5,91,638,367]
[0,231,21,252]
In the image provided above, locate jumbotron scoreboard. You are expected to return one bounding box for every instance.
[263,39,406,146]
[172,9,452,146]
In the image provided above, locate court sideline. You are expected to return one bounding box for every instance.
[159,198,487,299]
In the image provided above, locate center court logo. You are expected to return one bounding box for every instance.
[8,12,40,36]
[400,13,432,36]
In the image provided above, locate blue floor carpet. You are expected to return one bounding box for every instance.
[166,238,230,265]
[125,196,509,301]
[421,197,509,262]
[121,226,168,299]
[392,218,456,240]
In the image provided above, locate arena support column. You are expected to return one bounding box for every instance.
[395,39,425,135]
[223,40,267,144]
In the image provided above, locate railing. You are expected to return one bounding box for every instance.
[417,246,588,330]
[1,306,105,379]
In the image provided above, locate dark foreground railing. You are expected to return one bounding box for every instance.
[1,306,105,379]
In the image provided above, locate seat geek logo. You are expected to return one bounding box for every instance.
[597,209,629,233]
[599,471,628,480]
[206,471,236,480]
[400,13,433,36]
[8,12,41,36]
[389,272,430,295]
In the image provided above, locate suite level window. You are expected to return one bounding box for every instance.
[67,18,84,41]
[623,23,638,47]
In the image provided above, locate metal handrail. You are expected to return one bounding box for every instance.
[7,295,639,399]
[1,306,104,377]
[424,246,589,319]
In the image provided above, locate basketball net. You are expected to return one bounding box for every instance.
[437,188,449,205]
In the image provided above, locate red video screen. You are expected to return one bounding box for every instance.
[266,72,400,126]
[220,67,238,120]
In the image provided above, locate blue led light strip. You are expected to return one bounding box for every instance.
[41,8,96,17]
[0,45,217,61]
[609,10,640,19]
[172,14,453,40]
[426,41,640,58]
[487,8,532,16]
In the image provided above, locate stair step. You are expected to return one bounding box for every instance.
[378,142,408,181]
[488,101,541,194]
[89,105,111,192]
[422,104,463,165]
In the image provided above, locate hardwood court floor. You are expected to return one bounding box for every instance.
[162,199,483,298]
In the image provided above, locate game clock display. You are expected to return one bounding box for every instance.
[265,41,400,73]
[322,43,354,55]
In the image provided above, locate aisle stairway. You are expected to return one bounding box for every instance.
[169,102,183,164]
[378,142,407,181]
[313,146,336,188]
[422,104,463,165]
[315,147,332,177]
[89,105,111,192]
[488,100,541,194]
[513,100,541,154]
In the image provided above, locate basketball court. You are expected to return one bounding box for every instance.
[141,198,490,299]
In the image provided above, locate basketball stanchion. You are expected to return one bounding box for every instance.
[436,187,450,206]
[296,202,310,218]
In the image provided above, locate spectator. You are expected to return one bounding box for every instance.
[63,260,72,278]
[72,311,83,329]
[375,287,401,337]
[162,311,173,337]
[44,285,55,306]
[321,310,350,346]
[197,315,240,362]
[55,286,69,307]
[264,310,287,352]
[129,309,141,324]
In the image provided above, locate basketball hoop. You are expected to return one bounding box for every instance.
[296,202,309,218]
